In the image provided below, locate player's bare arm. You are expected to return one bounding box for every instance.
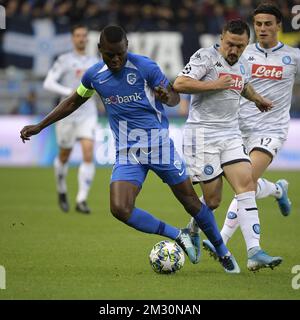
[154,83,180,106]
[20,91,89,143]
[241,83,273,112]
[173,75,234,94]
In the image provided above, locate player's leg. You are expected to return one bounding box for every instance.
[220,155,272,242]
[179,138,239,271]
[54,121,75,212]
[200,179,239,272]
[109,164,196,263]
[76,138,95,213]
[220,139,269,243]
[200,177,223,210]
[75,117,97,213]
[220,196,239,245]
[224,161,282,271]
[153,140,239,272]
[54,148,72,212]
[224,161,260,249]
[187,177,223,236]
[250,148,291,216]
[220,136,291,244]
[169,177,239,272]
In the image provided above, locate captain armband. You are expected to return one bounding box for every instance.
[76,83,95,98]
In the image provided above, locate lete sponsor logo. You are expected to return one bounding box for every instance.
[252,64,283,80]
[219,73,243,91]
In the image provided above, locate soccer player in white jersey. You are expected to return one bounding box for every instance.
[43,24,98,214]
[174,19,283,271]
[206,3,300,271]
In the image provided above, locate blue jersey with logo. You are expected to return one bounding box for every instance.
[80,52,171,151]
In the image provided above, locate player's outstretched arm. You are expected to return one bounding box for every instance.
[241,83,273,112]
[20,91,89,143]
[173,75,234,94]
[154,84,180,106]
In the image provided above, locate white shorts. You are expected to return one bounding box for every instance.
[55,117,97,149]
[184,137,250,183]
[242,135,285,159]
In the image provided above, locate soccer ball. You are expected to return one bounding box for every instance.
[149,240,185,274]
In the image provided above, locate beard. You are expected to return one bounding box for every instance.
[226,54,238,66]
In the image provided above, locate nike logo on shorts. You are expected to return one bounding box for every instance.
[179,169,185,176]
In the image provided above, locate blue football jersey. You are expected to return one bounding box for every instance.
[79,52,171,151]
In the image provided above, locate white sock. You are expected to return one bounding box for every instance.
[189,196,205,233]
[54,157,68,193]
[248,246,261,258]
[76,162,95,203]
[236,191,260,251]
[220,197,239,245]
[256,178,282,199]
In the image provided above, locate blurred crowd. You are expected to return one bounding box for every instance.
[1,0,300,117]
[2,0,300,33]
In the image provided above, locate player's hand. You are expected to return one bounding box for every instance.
[214,75,235,90]
[255,97,273,112]
[154,85,170,104]
[20,125,41,143]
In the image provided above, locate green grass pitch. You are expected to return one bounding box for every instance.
[0,167,299,300]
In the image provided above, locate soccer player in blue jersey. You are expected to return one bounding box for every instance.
[20,25,239,272]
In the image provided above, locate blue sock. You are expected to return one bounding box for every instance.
[126,207,180,240]
[193,204,228,257]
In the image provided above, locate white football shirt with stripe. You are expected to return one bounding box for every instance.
[239,42,300,140]
[44,51,98,122]
[178,45,251,140]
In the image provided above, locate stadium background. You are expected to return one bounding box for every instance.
[0,0,300,168]
[0,0,300,300]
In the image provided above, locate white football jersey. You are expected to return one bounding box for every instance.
[239,42,300,139]
[179,45,251,139]
[45,51,98,122]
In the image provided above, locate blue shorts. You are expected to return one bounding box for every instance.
[111,143,188,187]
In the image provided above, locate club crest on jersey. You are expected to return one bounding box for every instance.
[252,64,283,80]
[282,56,291,65]
[174,160,182,170]
[219,73,243,91]
[240,65,245,75]
[127,73,137,85]
[204,164,214,175]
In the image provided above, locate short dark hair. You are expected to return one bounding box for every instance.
[99,25,127,45]
[253,2,282,23]
[222,19,250,39]
[71,24,88,34]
